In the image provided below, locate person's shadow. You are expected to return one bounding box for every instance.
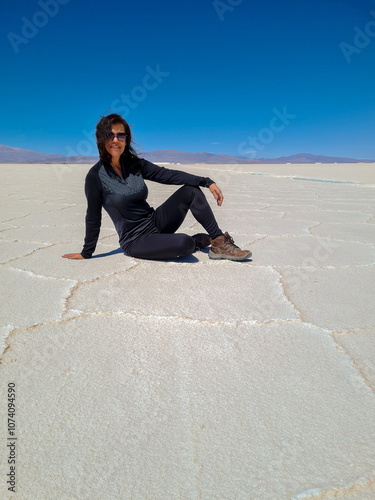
[162,248,252,263]
[88,247,199,262]
[89,248,124,259]
[90,247,252,263]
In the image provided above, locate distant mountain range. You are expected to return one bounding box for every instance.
[0,144,374,164]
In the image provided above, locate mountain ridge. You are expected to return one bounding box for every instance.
[0,144,374,164]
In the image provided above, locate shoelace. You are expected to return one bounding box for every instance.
[224,233,240,249]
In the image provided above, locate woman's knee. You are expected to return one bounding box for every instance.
[177,185,201,198]
[175,234,195,256]
[163,234,194,258]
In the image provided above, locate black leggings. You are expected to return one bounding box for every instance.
[126,186,223,260]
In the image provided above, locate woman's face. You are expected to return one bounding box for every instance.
[105,122,126,162]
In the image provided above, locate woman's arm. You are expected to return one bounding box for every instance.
[80,171,103,258]
[140,159,215,188]
[62,170,103,260]
[139,159,223,205]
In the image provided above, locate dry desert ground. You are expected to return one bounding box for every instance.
[1,162,375,499]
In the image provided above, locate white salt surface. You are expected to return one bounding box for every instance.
[0,163,375,499]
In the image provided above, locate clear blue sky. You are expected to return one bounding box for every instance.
[1,0,375,159]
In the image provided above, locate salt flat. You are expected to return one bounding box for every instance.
[0,162,375,500]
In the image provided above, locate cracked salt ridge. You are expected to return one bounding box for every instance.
[331,334,375,394]
[0,267,77,337]
[0,325,14,357]
[0,314,309,359]
[292,476,375,499]
[1,213,31,223]
[1,264,77,283]
[259,232,372,242]
[220,170,375,189]
[0,223,18,232]
[66,265,298,323]
[0,244,53,266]
[61,262,141,312]
[273,267,304,320]
[63,308,301,327]
[3,306,353,335]
[1,243,61,266]
[1,238,79,246]
[43,204,78,212]
[276,264,375,271]
[285,209,373,215]
[307,222,321,234]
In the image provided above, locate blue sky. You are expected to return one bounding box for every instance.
[1,0,375,159]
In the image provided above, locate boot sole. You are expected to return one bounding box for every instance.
[208,250,252,261]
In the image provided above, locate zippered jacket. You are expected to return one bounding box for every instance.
[80,158,215,258]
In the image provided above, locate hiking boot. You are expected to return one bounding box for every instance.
[208,232,252,261]
[192,233,212,251]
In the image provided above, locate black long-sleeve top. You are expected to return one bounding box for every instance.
[80,158,215,258]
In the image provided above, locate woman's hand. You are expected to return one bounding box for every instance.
[209,183,223,206]
[62,253,85,260]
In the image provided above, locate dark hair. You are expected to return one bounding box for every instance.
[95,113,141,167]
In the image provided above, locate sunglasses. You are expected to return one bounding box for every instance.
[107,132,127,142]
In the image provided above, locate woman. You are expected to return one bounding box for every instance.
[62,114,251,261]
